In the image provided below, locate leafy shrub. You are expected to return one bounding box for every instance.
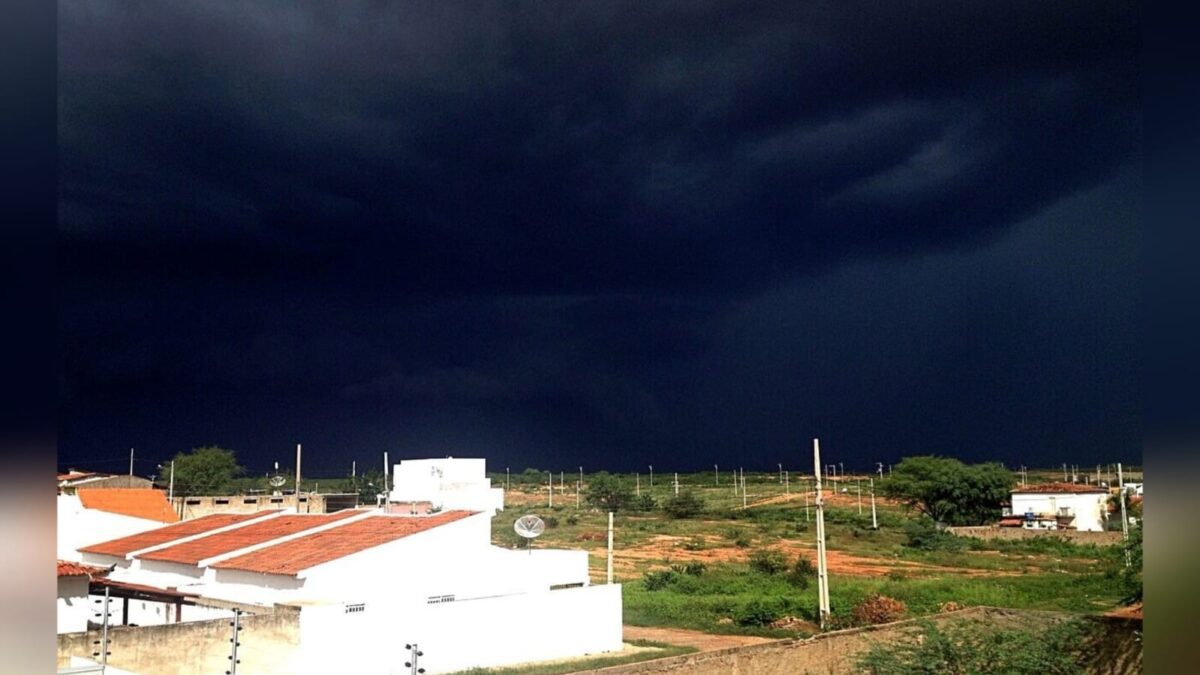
[734,598,784,626]
[565,514,579,526]
[643,569,677,591]
[851,594,908,625]
[663,491,705,518]
[670,562,707,576]
[903,517,966,551]
[749,548,790,575]
[542,514,560,528]
[856,618,1089,674]
[682,536,707,551]
[787,556,817,588]
[630,493,658,512]
[886,569,908,582]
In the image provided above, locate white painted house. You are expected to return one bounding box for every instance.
[57,488,179,561]
[75,491,620,673]
[388,457,504,514]
[1009,483,1110,532]
[57,561,98,634]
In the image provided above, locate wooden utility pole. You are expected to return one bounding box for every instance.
[813,438,830,628]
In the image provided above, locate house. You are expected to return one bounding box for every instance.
[70,495,620,673]
[59,471,154,494]
[58,488,179,561]
[1008,483,1110,532]
[57,560,104,633]
[388,457,504,514]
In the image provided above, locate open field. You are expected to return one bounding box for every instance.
[490,471,1131,640]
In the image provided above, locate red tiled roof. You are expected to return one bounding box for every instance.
[57,560,107,578]
[1012,482,1107,495]
[58,471,97,482]
[79,512,277,558]
[138,511,361,565]
[213,511,475,576]
[77,488,179,523]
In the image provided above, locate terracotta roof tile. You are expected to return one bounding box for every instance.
[1012,482,1108,495]
[79,512,276,558]
[138,511,361,565]
[77,488,179,523]
[57,560,107,578]
[213,511,475,576]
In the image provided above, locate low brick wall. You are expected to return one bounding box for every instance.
[58,604,301,675]
[948,525,1124,545]
[598,608,1140,675]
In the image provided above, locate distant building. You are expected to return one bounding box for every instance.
[170,492,358,519]
[58,488,179,561]
[57,561,102,633]
[58,471,154,494]
[388,457,504,514]
[1007,483,1110,532]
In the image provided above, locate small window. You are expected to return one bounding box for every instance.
[298,497,307,503]
[243,498,257,505]
[215,499,229,505]
[269,497,283,504]
[185,499,201,505]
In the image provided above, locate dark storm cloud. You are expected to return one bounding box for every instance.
[58,1,1140,470]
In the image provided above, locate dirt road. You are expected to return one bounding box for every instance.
[623,625,774,652]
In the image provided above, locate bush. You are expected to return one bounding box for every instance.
[542,514,560,528]
[682,536,707,551]
[903,517,965,551]
[749,548,790,575]
[663,491,705,518]
[584,472,634,512]
[856,618,1089,674]
[630,493,657,512]
[671,562,707,576]
[734,598,784,626]
[643,569,677,591]
[788,556,817,588]
[851,594,908,625]
[565,514,579,525]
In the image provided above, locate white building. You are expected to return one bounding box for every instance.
[75,500,620,673]
[1009,483,1110,532]
[57,561,98,634]
[58,488,179,561]
[388,457,504,514]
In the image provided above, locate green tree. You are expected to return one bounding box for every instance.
[351,468,385,503]
[881,456,1013,525]
[584,471,634,512]
[170,446,244,495]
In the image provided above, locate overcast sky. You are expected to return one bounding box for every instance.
[58,1,1140,475]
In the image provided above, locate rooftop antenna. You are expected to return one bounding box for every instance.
[514,514,546,555]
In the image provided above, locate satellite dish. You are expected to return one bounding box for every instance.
[269,475,287,488]
[513,515,545,539]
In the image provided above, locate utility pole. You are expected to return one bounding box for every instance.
[560,471,565,491]
[741,472,747,509]
[856,478,862,515]
[876,462,883,478]
[784,470,790,495]
[778,462,783,485]
[1063,463,1069,482]
[714,464,719,486]
[636,472,640,497]
[129,448,134,476]
[673,472,679,496]
[607,512,614,584]
[295,443,302,495]
[168,460,175,501]
[870,477,878,529]
[1118,462,1131,568]
[813,438,830,628]
[649,465,654,487]
[352,460,356,480]
[506,467,510,491]
[383,451,389,501]
[225,608,242,674]
[548,472,553,508]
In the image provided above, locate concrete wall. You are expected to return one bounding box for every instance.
[61,475,154,493]
[57,605,301,675]
[948,525,1123,545]
[1011,492,1109,531]
[390,458,504,514]
[595,608,1140,675]
[298,583,623,674]
[172,493,356,519]
[57,576,90,634]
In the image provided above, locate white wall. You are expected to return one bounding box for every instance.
[296,583,623,674]
[389,458,504,513]
[1011,492,1108,531]
[57,576,91,634]
[58,495,169,561]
